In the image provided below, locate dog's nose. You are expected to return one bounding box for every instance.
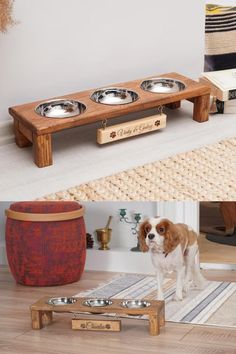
[148,233,155,240]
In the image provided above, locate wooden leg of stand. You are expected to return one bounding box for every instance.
[31,310,43,330]
[149,314,160,335]
[193,94,210,122]
[33,133,53,168]
[14,119,32,148]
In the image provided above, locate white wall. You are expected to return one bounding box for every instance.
[0,0,205,127]
[83,201,199,250]
[84,201,199,273]
[83,201,157,250]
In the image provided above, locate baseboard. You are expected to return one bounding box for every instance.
[0,121,14,147]
[0,242,8,265]
[201,263,236,270]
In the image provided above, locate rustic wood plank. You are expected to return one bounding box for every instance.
[14,119,32,148]
[18,122,33,142]
[30,297,164,317]
[199,77,224,101]
[149,314,159,335]
[193,94,210,123]
[9,72,211,167]
[33,133,52,168]
[9,72,211,135]
[31,310,43,330]
[30,296,165,336]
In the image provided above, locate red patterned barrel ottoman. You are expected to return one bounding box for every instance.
[5,201,86,286]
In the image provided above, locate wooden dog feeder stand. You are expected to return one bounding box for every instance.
[30,296,165,336]
[9,72,210,168]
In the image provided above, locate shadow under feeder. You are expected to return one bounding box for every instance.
[30,296,165,335]
[9,72,210,168]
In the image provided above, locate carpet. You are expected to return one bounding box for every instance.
[42,138,236,201]
[206,229,236,246]
[76,274,236,328]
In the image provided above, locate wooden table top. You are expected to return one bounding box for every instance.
[31,296,164,316]
[9,72,210,135]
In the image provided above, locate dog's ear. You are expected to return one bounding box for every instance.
[138,220,150,252]
[163,221,180,254]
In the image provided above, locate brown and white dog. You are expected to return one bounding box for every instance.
[139,217,206,301]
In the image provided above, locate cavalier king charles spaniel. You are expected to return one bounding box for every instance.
[139,217,206,301]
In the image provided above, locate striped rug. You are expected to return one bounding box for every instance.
[76,274,236,328]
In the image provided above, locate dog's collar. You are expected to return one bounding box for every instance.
[163,252,168,257]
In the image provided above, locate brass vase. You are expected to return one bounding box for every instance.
[96,228,112,250]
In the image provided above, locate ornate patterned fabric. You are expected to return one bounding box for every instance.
[5,201,86,286]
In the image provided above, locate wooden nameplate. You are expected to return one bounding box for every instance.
[72,319,121,332]
[10,72,210,167]
[30,296,165,336]
[97,113,166,144]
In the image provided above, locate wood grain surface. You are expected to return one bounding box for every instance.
[9,72,211,135]
[31,296,165,335]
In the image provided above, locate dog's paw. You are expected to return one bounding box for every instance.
[193,276,207,290]
[173,293,183,301]
[183,281,191,294]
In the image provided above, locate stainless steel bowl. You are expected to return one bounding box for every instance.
[35,99,86,118]
[140,78,186,94]
[47,297,77,306]
[83,299,113,307]
[90,88,139,105]
[120,300,151,309]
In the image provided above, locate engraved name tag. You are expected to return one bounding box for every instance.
[97,113,166,144]
[72,319,121,332]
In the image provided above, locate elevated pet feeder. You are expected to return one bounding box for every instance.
[9,72,210,167]
[30,296,165,335]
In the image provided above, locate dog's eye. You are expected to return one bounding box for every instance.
[159,227,165,233]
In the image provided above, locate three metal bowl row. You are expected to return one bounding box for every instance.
[47,297,151,309]
[35,78,186,119]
